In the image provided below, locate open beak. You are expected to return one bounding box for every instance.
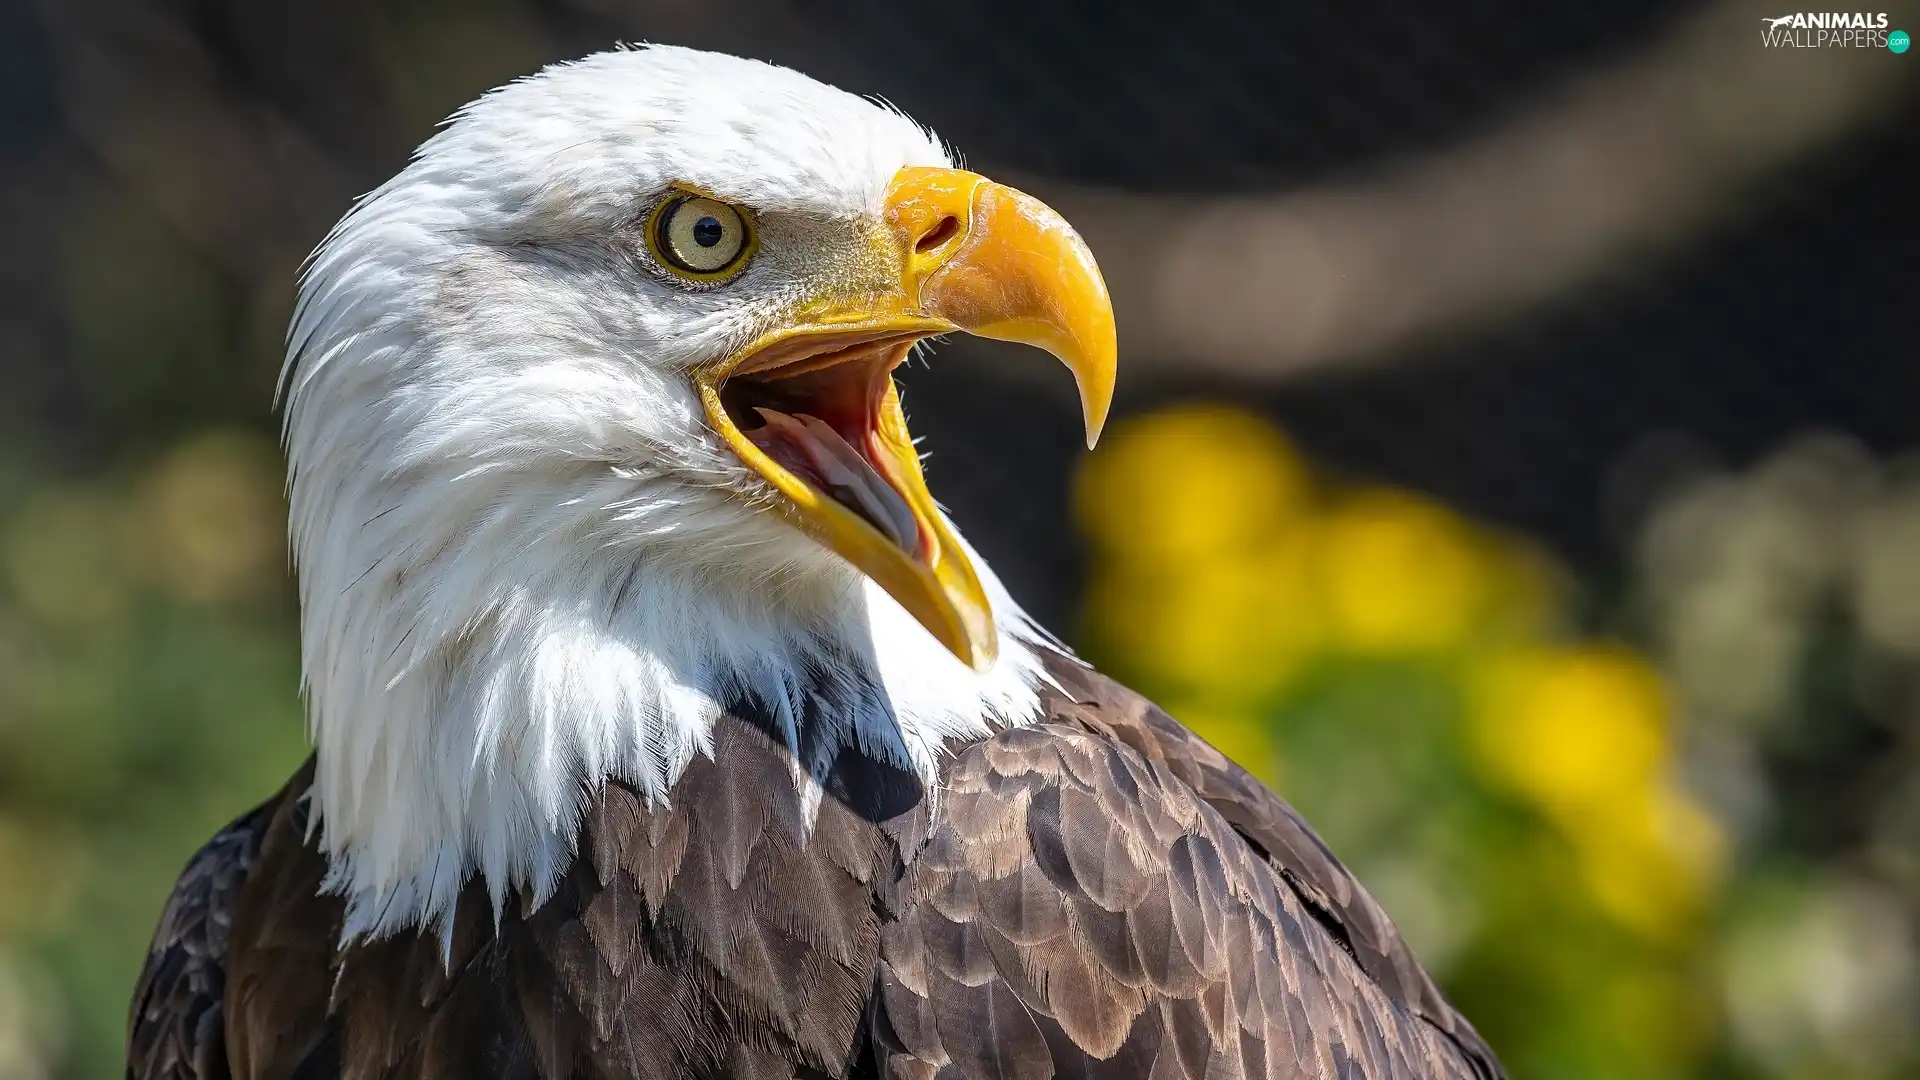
[696,167,1116,671]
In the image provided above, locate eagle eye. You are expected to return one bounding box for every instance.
[648,194,755,281]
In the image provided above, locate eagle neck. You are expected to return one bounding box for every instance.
[306,545,1053,943]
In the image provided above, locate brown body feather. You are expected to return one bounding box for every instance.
[128,654,1502,1080]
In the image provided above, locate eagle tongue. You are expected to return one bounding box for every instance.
[747,408,921,552]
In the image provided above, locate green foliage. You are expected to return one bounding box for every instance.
[0,437,309,1080]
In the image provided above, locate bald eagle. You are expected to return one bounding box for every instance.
[127,46,1503,1080]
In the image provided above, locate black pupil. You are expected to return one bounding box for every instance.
[691,215,725,248]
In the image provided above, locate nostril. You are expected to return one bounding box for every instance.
[915,215,960,254]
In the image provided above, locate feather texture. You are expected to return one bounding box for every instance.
[130,653,1501,1080]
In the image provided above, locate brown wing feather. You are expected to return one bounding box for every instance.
[138,658,1495,1080]
[1036,654,1502,1077]
[217,709,932,1080]
[128,777,288,1080]
[217,760,344,1080]
[872,653,1503,1080]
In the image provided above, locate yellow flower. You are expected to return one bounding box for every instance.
[1084,532,1318,702]
[1469,645,1670,822]
[1577,785,1725,940]
[1074,405,1310,565]
[1312,489,1495,655]
[1469,645,1724,937]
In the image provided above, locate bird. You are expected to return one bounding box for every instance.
[127,45,1503,1080]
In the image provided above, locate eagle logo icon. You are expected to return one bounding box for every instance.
[1762,15,1796,28]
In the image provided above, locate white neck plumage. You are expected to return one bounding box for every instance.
[284,340,1050,941]
[297,493,1048,941]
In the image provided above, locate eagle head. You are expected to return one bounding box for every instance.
[280,46,1116,938]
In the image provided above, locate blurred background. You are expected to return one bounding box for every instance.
[0,0,1914,1077]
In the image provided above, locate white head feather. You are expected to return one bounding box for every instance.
[280,46,1049,941]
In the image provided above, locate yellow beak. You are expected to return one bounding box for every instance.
[697,167,1116,671]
